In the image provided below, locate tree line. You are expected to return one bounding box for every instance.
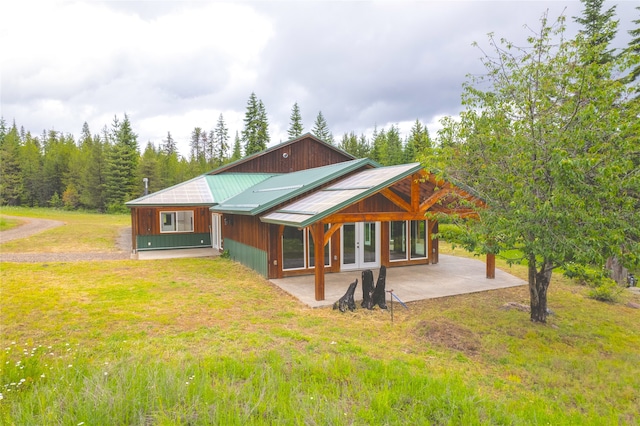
[0,88,433,211]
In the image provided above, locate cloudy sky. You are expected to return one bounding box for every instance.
[1,0,637,157]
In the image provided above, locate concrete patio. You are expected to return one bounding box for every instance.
[270,254,526,308]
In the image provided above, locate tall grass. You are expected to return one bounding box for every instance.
[1,209,639,424]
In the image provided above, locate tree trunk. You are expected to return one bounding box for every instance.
[606,256,628,286]
[529,256,553,323]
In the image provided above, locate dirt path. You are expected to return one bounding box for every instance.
[0,215,64,243]
[0,215,132,262]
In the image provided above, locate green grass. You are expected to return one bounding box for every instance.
[0,206,129,253]
[0,216,22,232]
[1,209,639,424]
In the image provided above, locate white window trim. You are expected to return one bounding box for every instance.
[160,210,194,233]
[282,227,307,271]
[389,220,408,262]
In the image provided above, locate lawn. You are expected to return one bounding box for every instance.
[1,209,639,424]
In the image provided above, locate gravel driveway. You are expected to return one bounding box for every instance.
[0,215,132,262]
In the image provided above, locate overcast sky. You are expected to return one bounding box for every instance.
[1,0,637,157]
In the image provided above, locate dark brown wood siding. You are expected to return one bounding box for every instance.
[221,214,269,252]
[218,137,352,174]
[132,206,211,235]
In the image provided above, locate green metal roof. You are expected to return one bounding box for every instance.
[206,173,276,203]
[260,162,423,228]
[126,173,275,207]
[210,158,376,215]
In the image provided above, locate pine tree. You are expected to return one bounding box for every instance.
[627,6,640,95]
[138,142,162,195]
[287,102,304,139]
[231,131,242,161]
[311,111,333,144]
[242,92,269,155]
[0,121,23,205]
[104,114,139,211]
[214,113,229,165]
[574,0,618,64]
[162,131,178,156]
[404,119,431,162]
[20,132,43,206]
[81,130,107,211]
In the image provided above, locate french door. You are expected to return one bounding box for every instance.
[341,222,380,270]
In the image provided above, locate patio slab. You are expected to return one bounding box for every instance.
[270,254,526,308]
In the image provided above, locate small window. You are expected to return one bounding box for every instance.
[283,227,305,270]
[308,225,331,268]
[389,221,407,261]
[160,211,194,233]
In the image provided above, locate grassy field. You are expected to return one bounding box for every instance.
[1,209,639,424]
[0,206,130,253]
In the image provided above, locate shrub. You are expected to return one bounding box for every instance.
[587,279,624,303]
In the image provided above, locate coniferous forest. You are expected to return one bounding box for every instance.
[0,95,431,212]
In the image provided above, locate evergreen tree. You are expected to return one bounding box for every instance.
[574,0,618,64]
[0,121,23,205]
[189,127,207,165]
[370,126,387,164]
[311,111,333,144]
[81,131,107,211]
[41,130,74,207]
[242,92,269,155]
[213,113,230,165]
[138,142,162,195]
[20,132,43,206]
[626,6,640,95]
[162,131,178,156]
[231,131,242,161]
[386,125,403,165]
[287,102,304,139]
[257,100,270,149]
[105,114,139,211]
[405,119,431,162]
[339,132,358,157]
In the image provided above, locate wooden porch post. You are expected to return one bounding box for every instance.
[486,253,496,279]
[312,223,325,301]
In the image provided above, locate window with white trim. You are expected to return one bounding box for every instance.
[160,211,194,233]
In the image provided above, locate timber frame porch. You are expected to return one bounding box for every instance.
[261,167,493,301]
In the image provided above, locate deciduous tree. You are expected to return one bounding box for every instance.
[430,12,640,322]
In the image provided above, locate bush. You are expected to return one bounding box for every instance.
[563,262,609,287]
[587,279,624,303]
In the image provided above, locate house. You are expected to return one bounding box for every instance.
[126,134,487,301]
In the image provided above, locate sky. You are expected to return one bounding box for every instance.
[1,0,637,157]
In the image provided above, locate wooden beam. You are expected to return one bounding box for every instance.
[411,173,421,211]
[419,188,452,212]
[486,253,496,279]
[312,223,326,301]
[323,223,342,246]
[380,188,411,212]
[325,212,428,224]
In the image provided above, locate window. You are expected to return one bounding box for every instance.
[308,225,331,268]
[390,220,427,261]
[410,220,427,259]
[389,221,407,261]
[160,211,194,233]
[282,227,305,270]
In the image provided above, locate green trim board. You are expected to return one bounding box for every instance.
[137,233,212,251]
[210,158,377,215]
[224,239,268,278]
[260,162,423,228]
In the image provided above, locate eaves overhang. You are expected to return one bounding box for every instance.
[260,162,423,228]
